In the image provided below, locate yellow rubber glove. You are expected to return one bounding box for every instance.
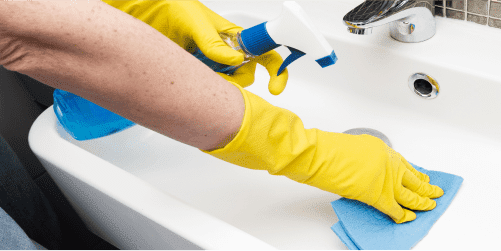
[204,82,445,224]
[103,0,289,95]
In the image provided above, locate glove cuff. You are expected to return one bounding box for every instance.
[201,81,251,157]
[202,81,319,183]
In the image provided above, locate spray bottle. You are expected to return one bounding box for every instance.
[53,1,337,141]
[193,1,337,75]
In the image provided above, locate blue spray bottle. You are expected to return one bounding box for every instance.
[53,89,135,141]
[53,1,337,141]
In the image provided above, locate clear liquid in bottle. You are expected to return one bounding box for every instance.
[191,32,254,75]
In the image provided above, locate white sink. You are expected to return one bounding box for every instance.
[29,1,501,249]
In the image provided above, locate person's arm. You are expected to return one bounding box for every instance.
[0,0,244,151]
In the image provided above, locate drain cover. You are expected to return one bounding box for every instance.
[342,128,392,148]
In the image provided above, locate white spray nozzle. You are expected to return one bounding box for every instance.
[266,1,337,71]
[239,1,337,75]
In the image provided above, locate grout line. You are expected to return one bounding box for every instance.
[464,0,469,18]
[487,0,492,26]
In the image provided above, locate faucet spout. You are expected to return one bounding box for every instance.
[343,0,436,43]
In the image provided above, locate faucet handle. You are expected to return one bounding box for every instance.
[395,21,416,35]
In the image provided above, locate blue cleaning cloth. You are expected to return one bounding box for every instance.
[330,163,463,250]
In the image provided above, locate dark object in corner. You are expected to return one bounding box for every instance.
[0,134,62,249]
[15,72,55,108]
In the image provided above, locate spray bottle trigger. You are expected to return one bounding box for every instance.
[277,46,306,76]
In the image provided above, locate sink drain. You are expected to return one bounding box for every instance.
[409,73,439,99]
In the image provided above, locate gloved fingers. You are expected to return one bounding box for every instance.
[379,199,416,224]
[402,169,444,199]
[216,61,257,88]
[397,185,437,211]
[194,2,244,65]
[192,21,244,66]
[254,51,289,95]
[399,153,431,183]
[398,208,417,224]
[198,2,288,94]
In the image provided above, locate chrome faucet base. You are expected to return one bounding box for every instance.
[388,7,436,43]
[343,1,436,43]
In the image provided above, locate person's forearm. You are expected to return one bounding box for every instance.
[0,0,244,150]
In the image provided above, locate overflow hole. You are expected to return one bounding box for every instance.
[414,79,433,95]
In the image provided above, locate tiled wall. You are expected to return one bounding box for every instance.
[434,0,501,29]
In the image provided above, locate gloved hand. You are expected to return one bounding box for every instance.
[103,0,289,95]
[204,82,445,224]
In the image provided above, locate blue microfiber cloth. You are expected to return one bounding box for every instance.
[330,163,463,250]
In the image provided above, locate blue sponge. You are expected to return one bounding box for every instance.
[330,163,463,250]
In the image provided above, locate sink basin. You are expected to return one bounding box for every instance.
[29,1,501,249]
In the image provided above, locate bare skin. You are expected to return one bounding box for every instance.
[0,0,245,151]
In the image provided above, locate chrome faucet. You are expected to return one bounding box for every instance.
[343,0,436,43]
